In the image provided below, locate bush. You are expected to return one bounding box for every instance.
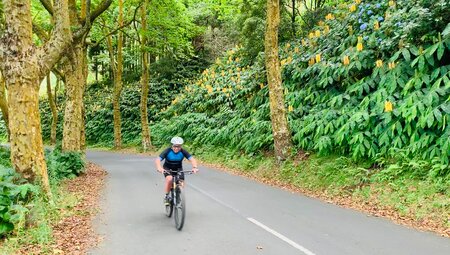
[46,145,85,180]
[0,163,38,237]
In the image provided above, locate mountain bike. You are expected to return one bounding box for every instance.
[162,169,193,230]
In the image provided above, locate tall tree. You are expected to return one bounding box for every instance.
[40,0,113,152]
[46,74,58,145]
[105,0,124,149]
[140,0,152,151]
[265,0,292,161]
[0,0,72,194]
[0,72,10,141]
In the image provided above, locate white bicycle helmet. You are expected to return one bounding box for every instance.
[170,136,184,145]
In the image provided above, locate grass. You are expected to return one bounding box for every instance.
[191,144,450,234]
[0,185,79,254]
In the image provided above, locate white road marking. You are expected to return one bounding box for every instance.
[247,217,317,255]
[190,183,317,254]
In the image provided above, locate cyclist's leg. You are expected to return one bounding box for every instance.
[163,169,173,194]
[177,169,185,188]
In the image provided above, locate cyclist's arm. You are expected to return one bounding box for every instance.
[156,148,170,173]
[189,157,198,170]
[155,157,164,173]
[181,149,198,171]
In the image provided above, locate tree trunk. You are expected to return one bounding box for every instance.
[291,0,296,36]
[0,0,72,196]
[111,0,124,149]
[265,0,293,161]
[59,0,112,153]
[46,74,58,145]
[0,73,10,141]
[140,0,152,151]
[8,73,50,193]
[62,43,87,152]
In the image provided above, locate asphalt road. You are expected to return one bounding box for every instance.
[87,150,450,255]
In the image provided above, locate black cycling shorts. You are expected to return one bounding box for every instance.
[163,168,185,180]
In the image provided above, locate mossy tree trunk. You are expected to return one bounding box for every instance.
[46,74,58,145]
[265,0,293,161]
[105,0,124,149]
[0,73,10,141]
[140,0,152,151]
[62,43,87,152]
[0,0,72,195]
[44,0,112,152]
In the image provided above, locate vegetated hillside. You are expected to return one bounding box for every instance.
[153,0,450,176]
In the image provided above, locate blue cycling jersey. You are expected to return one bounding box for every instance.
[159,147,192,170]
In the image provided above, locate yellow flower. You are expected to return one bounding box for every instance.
[285,43,291,49]
[315,30,321,37]
[235,57,240,62]
[309,57,315,66]
[389,1,395,7]
[350,4,356,12]
[302,39,307,46]
[376,59,383,68]
[309,32,314,39]
[206,85,213,94]
[325,13,334,20]
[348,25,353,35]
[343,55,350,65]
[318,21,324,26]
[228,56,232,62]
[216,58,221,64]
[260,83,265,89]
[324,25,330,33]
[384,101,393,112]
[288,105,294,112]
[221,70,225,77]
[294,47,299,53]
[388,62,396,69]
[355,0,361,3]
[281,59,286,66]
[357,42,363,51]
[315,54,321,63]
[374,21,380,30]
[222,88,227,93]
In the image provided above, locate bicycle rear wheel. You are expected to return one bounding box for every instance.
[165,191,174,217]
[174,187,186,230]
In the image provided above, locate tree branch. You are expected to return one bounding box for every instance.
[90,0,113,23]
[32,23,50,42]
[39,0,54,16]
[37,0,73,79]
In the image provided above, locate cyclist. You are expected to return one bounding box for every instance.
[155,136,198,205]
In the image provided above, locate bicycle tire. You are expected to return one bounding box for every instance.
[174,187,186,230]
[165,190,174,217]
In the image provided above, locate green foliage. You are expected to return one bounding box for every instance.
[45,145,85,181]
[0,148,39,237]
[154,0,450,177]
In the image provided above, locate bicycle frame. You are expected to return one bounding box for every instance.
[162,170,193,230]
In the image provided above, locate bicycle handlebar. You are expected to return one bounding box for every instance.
[160,169,195,175]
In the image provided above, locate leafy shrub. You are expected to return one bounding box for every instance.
[155,0,450,177]
[46,145,85,180]
[0,155,38,237]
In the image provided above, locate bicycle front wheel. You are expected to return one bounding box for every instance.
[174,187,186,230]
[165,192,174,218]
